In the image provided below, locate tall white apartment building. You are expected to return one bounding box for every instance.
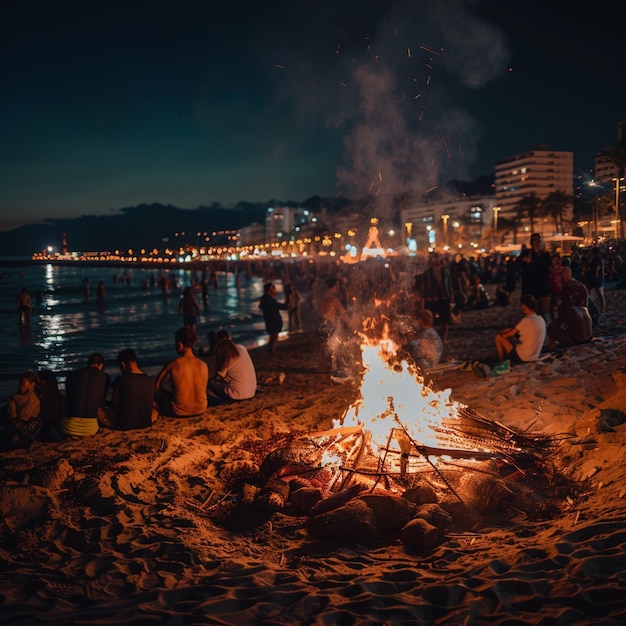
[593,120,626,189]
[494,145,574,235]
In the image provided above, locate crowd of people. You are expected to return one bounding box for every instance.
[3,234,621,450]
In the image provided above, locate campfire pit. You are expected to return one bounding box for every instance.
[216,331,568,551]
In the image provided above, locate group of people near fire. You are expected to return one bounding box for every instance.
[2,233,618,450]
[0,324,259,450]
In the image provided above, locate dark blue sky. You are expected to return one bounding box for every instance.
[1,0,625,231]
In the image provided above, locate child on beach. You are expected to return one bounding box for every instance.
[5,370,41,448]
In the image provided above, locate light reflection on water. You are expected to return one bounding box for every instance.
[0,262,277,402]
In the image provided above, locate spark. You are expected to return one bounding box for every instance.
[420,44,441,56]
[338,81,347,87]
[378,170,383,181]
[407,47,411,58]
[275,64,284,70]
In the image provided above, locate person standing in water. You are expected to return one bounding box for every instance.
[16,288,31,326]
[178,286,200,331]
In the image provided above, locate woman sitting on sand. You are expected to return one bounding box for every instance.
[207,332,257,406]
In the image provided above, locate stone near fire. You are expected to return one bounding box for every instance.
[402,483,438,505]
[255,478,290,511]
[290,487,323,514]
[309,483,366,517]
[459,473,513,515]
[400,517,440,552]
[413,503,453,531]
[307,499,380,545]
[220,460,260,491]
[358,494,417,533]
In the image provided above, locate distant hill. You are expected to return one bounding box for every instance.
[0,201,308,256]
[0,180,493,257]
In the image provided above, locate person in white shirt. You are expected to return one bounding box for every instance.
[494,294,546,365]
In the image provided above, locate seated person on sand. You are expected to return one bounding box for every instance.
[61,353,111,437]
[3,370,42,449]
[494,294,546,365]
[99,348,157,430]
[37,369,64,442]
[154,326,208,418]
[547,267,593,351]
[560,265,589,308]
[207,331,257,407]
[405,310,443,371]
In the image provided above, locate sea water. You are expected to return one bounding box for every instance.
[0,261,283,402]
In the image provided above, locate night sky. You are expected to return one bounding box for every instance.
[1,0,625,232]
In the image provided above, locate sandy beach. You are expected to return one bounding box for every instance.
[1,285,626,625]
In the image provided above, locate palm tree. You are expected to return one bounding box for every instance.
[515,193,543,235]
[597,139,626,238]
[543,190,574,235]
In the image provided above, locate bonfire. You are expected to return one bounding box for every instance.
[217,324,565,550]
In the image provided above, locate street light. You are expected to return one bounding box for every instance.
[588,180,599,239]
[613,177,623,239]
[493,206,501,243]
[441,214,450,247]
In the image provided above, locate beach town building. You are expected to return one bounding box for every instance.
[265,206,316,243]
[494,145,574,238]
[592,120,626,238]
[400,194,498,252]
[400,146,576,252]
[594,120,626,187]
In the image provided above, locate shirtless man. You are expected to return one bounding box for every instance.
[317,277,349,378]
[154,326,208,417]
[317,277,345,338]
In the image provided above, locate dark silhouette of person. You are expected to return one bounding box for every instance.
[258,282,288,353]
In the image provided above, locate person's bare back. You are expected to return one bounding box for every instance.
[319,279,345,322]
[155,327,208,417]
